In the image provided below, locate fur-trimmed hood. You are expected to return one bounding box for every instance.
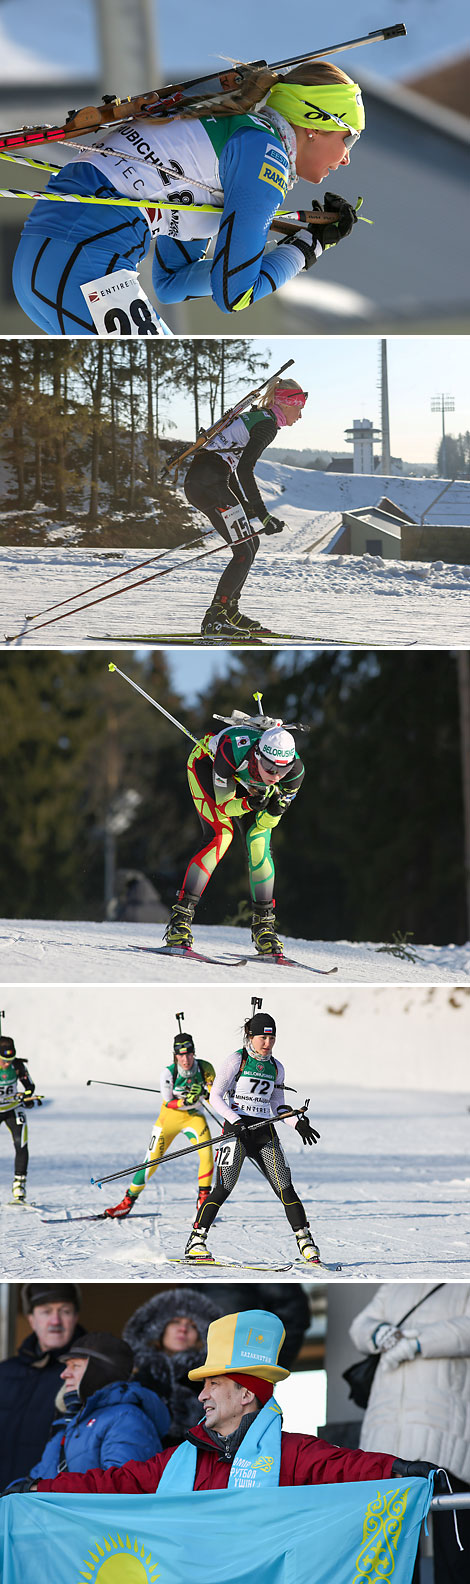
[123,1290,223,1442]
[123,1289,221,1367]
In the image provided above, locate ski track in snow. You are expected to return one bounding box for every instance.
[1,1086,469,1283]
[3,515,470,649]
[0,919,469,983]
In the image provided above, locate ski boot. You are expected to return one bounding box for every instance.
[196,1186,211,1215]
[251,902,284,958]
[11,1175,27,1203]
[163,893,198,951]
[225,600,270,636]
[185,1228,213,1262]
[295,1227,321,1265]
[201,598,237,637]
[105,1189,136,1219]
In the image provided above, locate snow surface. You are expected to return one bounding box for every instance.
[2,1084,469,1283]
[1,919,469,984]
[3,467,470,648]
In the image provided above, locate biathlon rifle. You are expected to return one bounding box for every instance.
[0,25,406,153]
[212,690,310,736]
[160,358,295,479]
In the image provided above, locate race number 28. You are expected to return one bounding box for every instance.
[103,298,161,335]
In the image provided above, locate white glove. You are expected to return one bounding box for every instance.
[372,1324,403,1352]
[381,1334,420,1371]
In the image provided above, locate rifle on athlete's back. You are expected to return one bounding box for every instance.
[0,26,406,152]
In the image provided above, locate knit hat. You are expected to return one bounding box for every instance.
[0,1035,16,1058]
[248,1013,276,1038]
[188,1310,289,1384]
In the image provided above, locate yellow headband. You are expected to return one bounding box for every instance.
[266,81,365,135]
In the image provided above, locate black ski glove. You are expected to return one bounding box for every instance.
[22,1088,37,1108]
[262,514,285,536]
[226,1118,254,1153]
[392,1458,448,1492]
[296,1116,321,1146]
[306,192,358,251]
[244,786,271,811]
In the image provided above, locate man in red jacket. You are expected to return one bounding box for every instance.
[16,1309,437,1496]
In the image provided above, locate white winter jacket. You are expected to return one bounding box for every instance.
[349,1283,470,1482]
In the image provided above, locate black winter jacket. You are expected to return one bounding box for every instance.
[0,1323,85,1487]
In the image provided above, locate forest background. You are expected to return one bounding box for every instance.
[0,341,269,544]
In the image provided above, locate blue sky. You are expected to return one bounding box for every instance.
[157,338,470,466]
[2,0,469,81]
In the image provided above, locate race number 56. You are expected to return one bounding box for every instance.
[81,268,172,337]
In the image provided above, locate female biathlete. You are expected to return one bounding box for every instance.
[164,721,304,957]
[184,376,307,637]
[105,1027,215,1221]
[12,63,363,334]
[0,1032,36,1204]
[184,1008,321,1265]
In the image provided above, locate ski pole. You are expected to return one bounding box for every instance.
[107,666,261,794]
[5,524,267,642]
[17,529,220,632]
[108,663,198,745]
[91,1106,306,1186]
[87,1079,162,1094]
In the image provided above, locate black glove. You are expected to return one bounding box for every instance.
[22,1089,36,1109]
[296,1115,321,1146]
[392,1459,447,1491]
[225,1118,254,1153]
[244,786,271,811]
[262,514,285,536]
[2,1477,38,1494]
[306,192,358,251]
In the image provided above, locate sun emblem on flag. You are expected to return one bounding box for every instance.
[75,1532,161,1582]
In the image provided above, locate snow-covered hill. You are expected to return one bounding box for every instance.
[258,462,470,532]
[3,983,470,1091]
[0,919,468,985]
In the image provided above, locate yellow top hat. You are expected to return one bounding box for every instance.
[187,1310,290,1384]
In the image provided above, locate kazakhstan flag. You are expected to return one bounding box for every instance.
[0,1478,433,1583]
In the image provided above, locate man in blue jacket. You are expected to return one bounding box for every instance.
[8,1332,170,1485]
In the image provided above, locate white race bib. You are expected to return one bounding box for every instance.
[80,269,172,337]
[214,1138,237,1168]
[232,1071,276,1118]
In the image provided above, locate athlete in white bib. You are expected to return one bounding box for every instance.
[184,1010,321,1266]
[12,62,363,334]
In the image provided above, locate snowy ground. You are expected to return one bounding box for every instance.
[1,919,469,984]
[3,542,470,649]
[3,462,470,649]
[1,1084,469,1283]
